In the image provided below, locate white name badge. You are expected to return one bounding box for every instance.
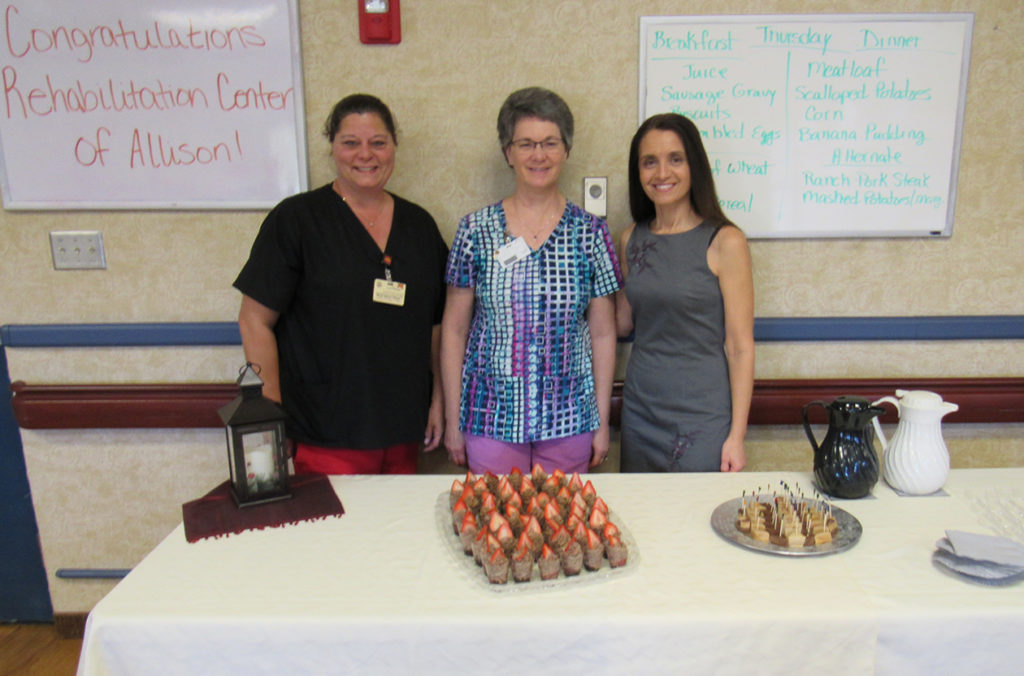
[373,279,406,306]
[496,236,532,269]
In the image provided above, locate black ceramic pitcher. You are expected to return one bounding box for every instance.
[802,396,886,499]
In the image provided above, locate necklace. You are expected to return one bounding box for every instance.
[651,210,701,235]
[339,190,387,228]
[507,196,564,243]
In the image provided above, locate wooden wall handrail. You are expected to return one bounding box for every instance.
[10,378,1024,430]
[10,382,238,429]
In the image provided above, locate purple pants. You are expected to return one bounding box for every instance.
[464,432,594,475]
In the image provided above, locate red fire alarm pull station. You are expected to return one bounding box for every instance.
[359,0,401,44]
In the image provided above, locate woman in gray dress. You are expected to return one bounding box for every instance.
[616,113,754,472]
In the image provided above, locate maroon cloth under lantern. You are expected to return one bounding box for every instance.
[182,473,344,542]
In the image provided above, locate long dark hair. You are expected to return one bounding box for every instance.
[627,113,733,227]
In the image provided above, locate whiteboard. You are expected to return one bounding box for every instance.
[0,0,307,210]
[639,14,973,238]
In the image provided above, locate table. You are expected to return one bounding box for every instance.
[77,469,1024,675]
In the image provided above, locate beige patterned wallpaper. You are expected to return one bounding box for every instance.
[0,0,1021,345]
[2,1,1022,614]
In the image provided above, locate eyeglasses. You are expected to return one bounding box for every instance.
[509,137,564,154]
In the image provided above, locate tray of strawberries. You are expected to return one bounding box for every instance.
[437,465,638,593]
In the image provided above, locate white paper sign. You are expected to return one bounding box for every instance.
[640,14,973,238]
[0,0,308,209]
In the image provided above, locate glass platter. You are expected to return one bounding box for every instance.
[435,492,640,593]
[710,497,862,557]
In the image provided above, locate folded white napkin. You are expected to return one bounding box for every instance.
[933,531,1024,585]
[944,530,1024,567]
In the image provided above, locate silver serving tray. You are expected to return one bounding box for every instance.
[710,497,862,557]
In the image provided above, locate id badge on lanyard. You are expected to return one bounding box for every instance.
[373,253,406,306]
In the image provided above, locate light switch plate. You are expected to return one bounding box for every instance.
[583,177,607,218]
[50,231,106,270]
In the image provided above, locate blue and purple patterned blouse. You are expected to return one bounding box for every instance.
[446,200,623,442]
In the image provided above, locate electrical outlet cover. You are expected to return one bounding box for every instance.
[50,231,106,270]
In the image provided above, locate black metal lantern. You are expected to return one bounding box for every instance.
[218,363,291,507]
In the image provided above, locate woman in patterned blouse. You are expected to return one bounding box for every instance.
[441,87,623,474]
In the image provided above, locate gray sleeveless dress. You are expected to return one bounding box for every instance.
[620,220,732,472]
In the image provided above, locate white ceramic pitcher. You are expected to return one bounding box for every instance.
[871,390,959,495]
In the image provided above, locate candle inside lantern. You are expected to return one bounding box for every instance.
[244,431,276,492]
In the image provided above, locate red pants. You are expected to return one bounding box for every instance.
[293,441,419,475]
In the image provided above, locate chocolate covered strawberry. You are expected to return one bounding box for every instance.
[512,534,534,583]
[496,475,515,505]
[581,480,597,507]
[519,474,537,501]
[523,515,544,554]
[487,511,510,536]
[449,479,465,508]
[583,528,604,571]
[505,490,523,512]
[549,524,571,552]
[451,496,469,534]
[537,544,560,580]
[555,485,573,510]
[569,500,586,524]
[479,491,498,517]
[458,512,479,554]
[525,494,543,520]
[605,534,628,568]
[566,512,584,535]
[471,477,488,498]
[540,475,560,498]
[503,503,523,535]
[542,500,563,528]
[569,492,588,516]
[571,521,589,546]
[471,527,490,565]
[536,492,552,511]
[485,546,509,584]
[495,522,516,554]
[560,539,583,576]
[507,466,524,491]
[459,485,478,511]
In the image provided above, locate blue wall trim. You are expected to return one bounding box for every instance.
[56,568,130,580]
[1,322,241,347]
[754,315,1024,341]
[2,316,1023,347]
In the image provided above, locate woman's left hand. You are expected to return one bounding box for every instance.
[719,435,747,472]
[423,398,444,451]
[590,425,610,467]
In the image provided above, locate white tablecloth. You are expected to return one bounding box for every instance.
[77,469,1024,675]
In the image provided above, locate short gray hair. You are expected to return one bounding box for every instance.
[496,87,574,153]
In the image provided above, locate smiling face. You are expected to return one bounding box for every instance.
[637,128,692,208]
[504,117,567,191]
[331,112,396,194]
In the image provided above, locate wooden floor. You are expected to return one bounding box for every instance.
[0,624,82,676]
